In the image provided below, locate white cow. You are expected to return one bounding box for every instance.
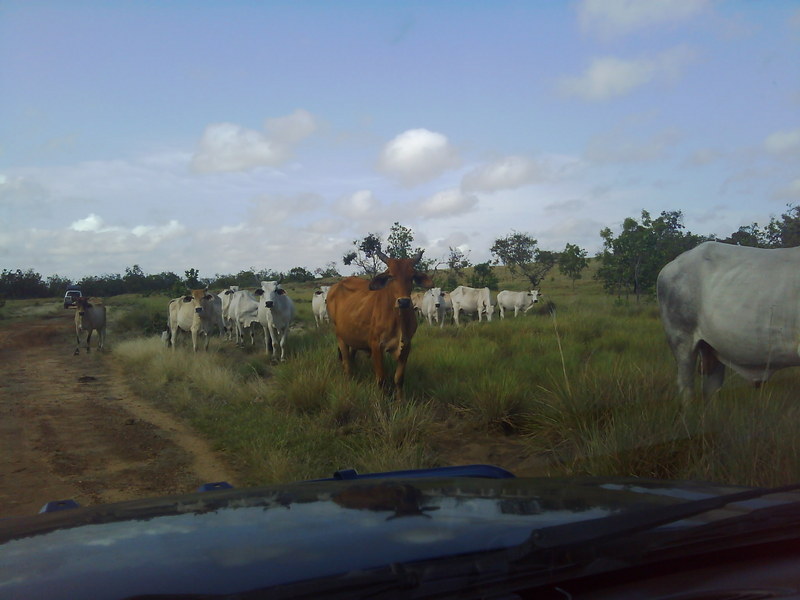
[74,297,106,354]
[228,289,260,346]
[657,241,800,398]
[421,287,449,327]
[449,286,494,326]
[255,281,295,361]
[496,289,540,319]
[167,289,217,352]
[311,285,331,328]
[220,285,239,340]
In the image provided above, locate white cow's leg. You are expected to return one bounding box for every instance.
[698,341,725,399]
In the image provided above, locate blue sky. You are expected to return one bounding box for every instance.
[1,0,798,280]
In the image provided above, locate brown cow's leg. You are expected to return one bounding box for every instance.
[393,343,412,399]
[370,342,386,389]
[336,338,354,377]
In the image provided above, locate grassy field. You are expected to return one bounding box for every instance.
[12,268,800,488]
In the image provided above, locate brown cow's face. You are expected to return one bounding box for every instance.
[368,255,433,304]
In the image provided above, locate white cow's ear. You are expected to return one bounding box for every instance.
[254,289,264,296]
[277,288,286,295]
[183,296,192,302]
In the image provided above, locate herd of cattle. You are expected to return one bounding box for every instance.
[71,241,800,400]
[154,251,542,396]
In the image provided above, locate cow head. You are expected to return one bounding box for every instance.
[255,280,286,308]
[427,287,444,308]
[369,250,433,309]
[184,289,213,314]
[529,290,540,303]
[76,297,92,316]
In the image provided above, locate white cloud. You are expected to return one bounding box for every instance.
[265,109,318,145]
[417,188,479,219]
[461,156,546,192]
[335,189,379,219]
[70,213,109,233]
[191,109,318,173]
[377,128,460,186]
[131,220,186,242]
[764,128,800,156]
[578,0,713,38]
[559,46,696,101]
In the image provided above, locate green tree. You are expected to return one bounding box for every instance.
[468,262,499,290]
[285,266,315,282]
[313,262,341,278]
[596,210,707,300]
[123,264,147,293]
[444,246,471,289]
[343,232,383,276]
[184,268,201,289]
[558,243,588,288]
[490,231,556,287]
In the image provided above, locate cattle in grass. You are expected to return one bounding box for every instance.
[326,250,433,398]
[312,285,331,328]
[657,241,800,399]
[74,297,106,355]
[421,287,449,327]
[167,289,217,352]
[496,289,540,319]
[449,285,494,326]
[255,281,295,362]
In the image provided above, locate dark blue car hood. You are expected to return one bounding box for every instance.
[0,475,791,599]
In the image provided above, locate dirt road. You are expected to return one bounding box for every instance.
[0,308,238,518]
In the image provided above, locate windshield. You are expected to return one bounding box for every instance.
[1,0,798,556]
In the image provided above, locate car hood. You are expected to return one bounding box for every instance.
[0,476,794,598]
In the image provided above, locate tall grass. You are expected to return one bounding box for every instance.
[109,282,800,488]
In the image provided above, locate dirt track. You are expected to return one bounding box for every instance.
[0,309,238,518]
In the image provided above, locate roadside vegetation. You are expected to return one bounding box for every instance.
[93,263,800,490]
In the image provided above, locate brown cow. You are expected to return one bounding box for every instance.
[326,250,433,398]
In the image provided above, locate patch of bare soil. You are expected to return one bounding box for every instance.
[0,310,238,518]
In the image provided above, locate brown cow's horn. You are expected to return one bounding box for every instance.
[376,250,390,264]
[412,250,424,264]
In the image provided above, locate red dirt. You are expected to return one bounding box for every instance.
[0,310,238,518]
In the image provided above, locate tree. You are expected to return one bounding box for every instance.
[444,246,471,289]
[285,266,315,282]
[558,243,588,288]
[123,264,147,293]
[343,232,383,276]
[184,268,201,289]
[490,231,556,287]
[468,262,499,290]
[313,261,341,279]
[595,210,707,300]
[717,223,770,248]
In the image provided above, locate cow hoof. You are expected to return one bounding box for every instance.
[73,348,80,356]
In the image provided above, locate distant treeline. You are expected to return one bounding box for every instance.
[0,265,326,301]
[2,206,798,301]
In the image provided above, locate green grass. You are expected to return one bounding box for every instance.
[98,272,800,488]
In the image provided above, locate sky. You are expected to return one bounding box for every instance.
[1,0,798,281]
